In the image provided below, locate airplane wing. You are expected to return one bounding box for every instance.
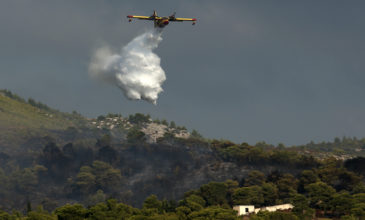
[171,18,197,22]
[127,15,161,20]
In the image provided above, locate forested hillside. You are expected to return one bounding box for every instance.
[1,157,364,219]
[1,90,365,219]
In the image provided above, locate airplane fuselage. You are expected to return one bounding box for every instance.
[154,18,170,28]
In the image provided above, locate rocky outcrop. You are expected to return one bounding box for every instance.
[90,117,190,143]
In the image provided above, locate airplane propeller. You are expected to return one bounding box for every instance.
[169,12,176,19]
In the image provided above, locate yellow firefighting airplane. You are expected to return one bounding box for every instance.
[127,11,196,28]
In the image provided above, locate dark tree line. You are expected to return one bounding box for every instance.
[0,134,365,219]
[1,159,365,219]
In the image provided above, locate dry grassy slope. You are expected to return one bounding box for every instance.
[0,94,86,153]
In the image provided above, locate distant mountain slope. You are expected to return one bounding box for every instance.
[0,90,91,153]
[1,89,364,159]
[0,91,74,129]
[0,90,191,154]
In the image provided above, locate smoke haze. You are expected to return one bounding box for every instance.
[89,29,166,105]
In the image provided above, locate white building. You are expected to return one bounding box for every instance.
[233,205,255,216]
[258,204,294,213]
[234,204,294,216]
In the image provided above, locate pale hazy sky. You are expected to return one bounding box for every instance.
[1,0,365,145]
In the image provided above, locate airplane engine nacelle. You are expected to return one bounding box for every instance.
[128,19,132,22]
[192,22,196,25]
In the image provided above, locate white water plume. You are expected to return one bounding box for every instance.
[89,29,166,105]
